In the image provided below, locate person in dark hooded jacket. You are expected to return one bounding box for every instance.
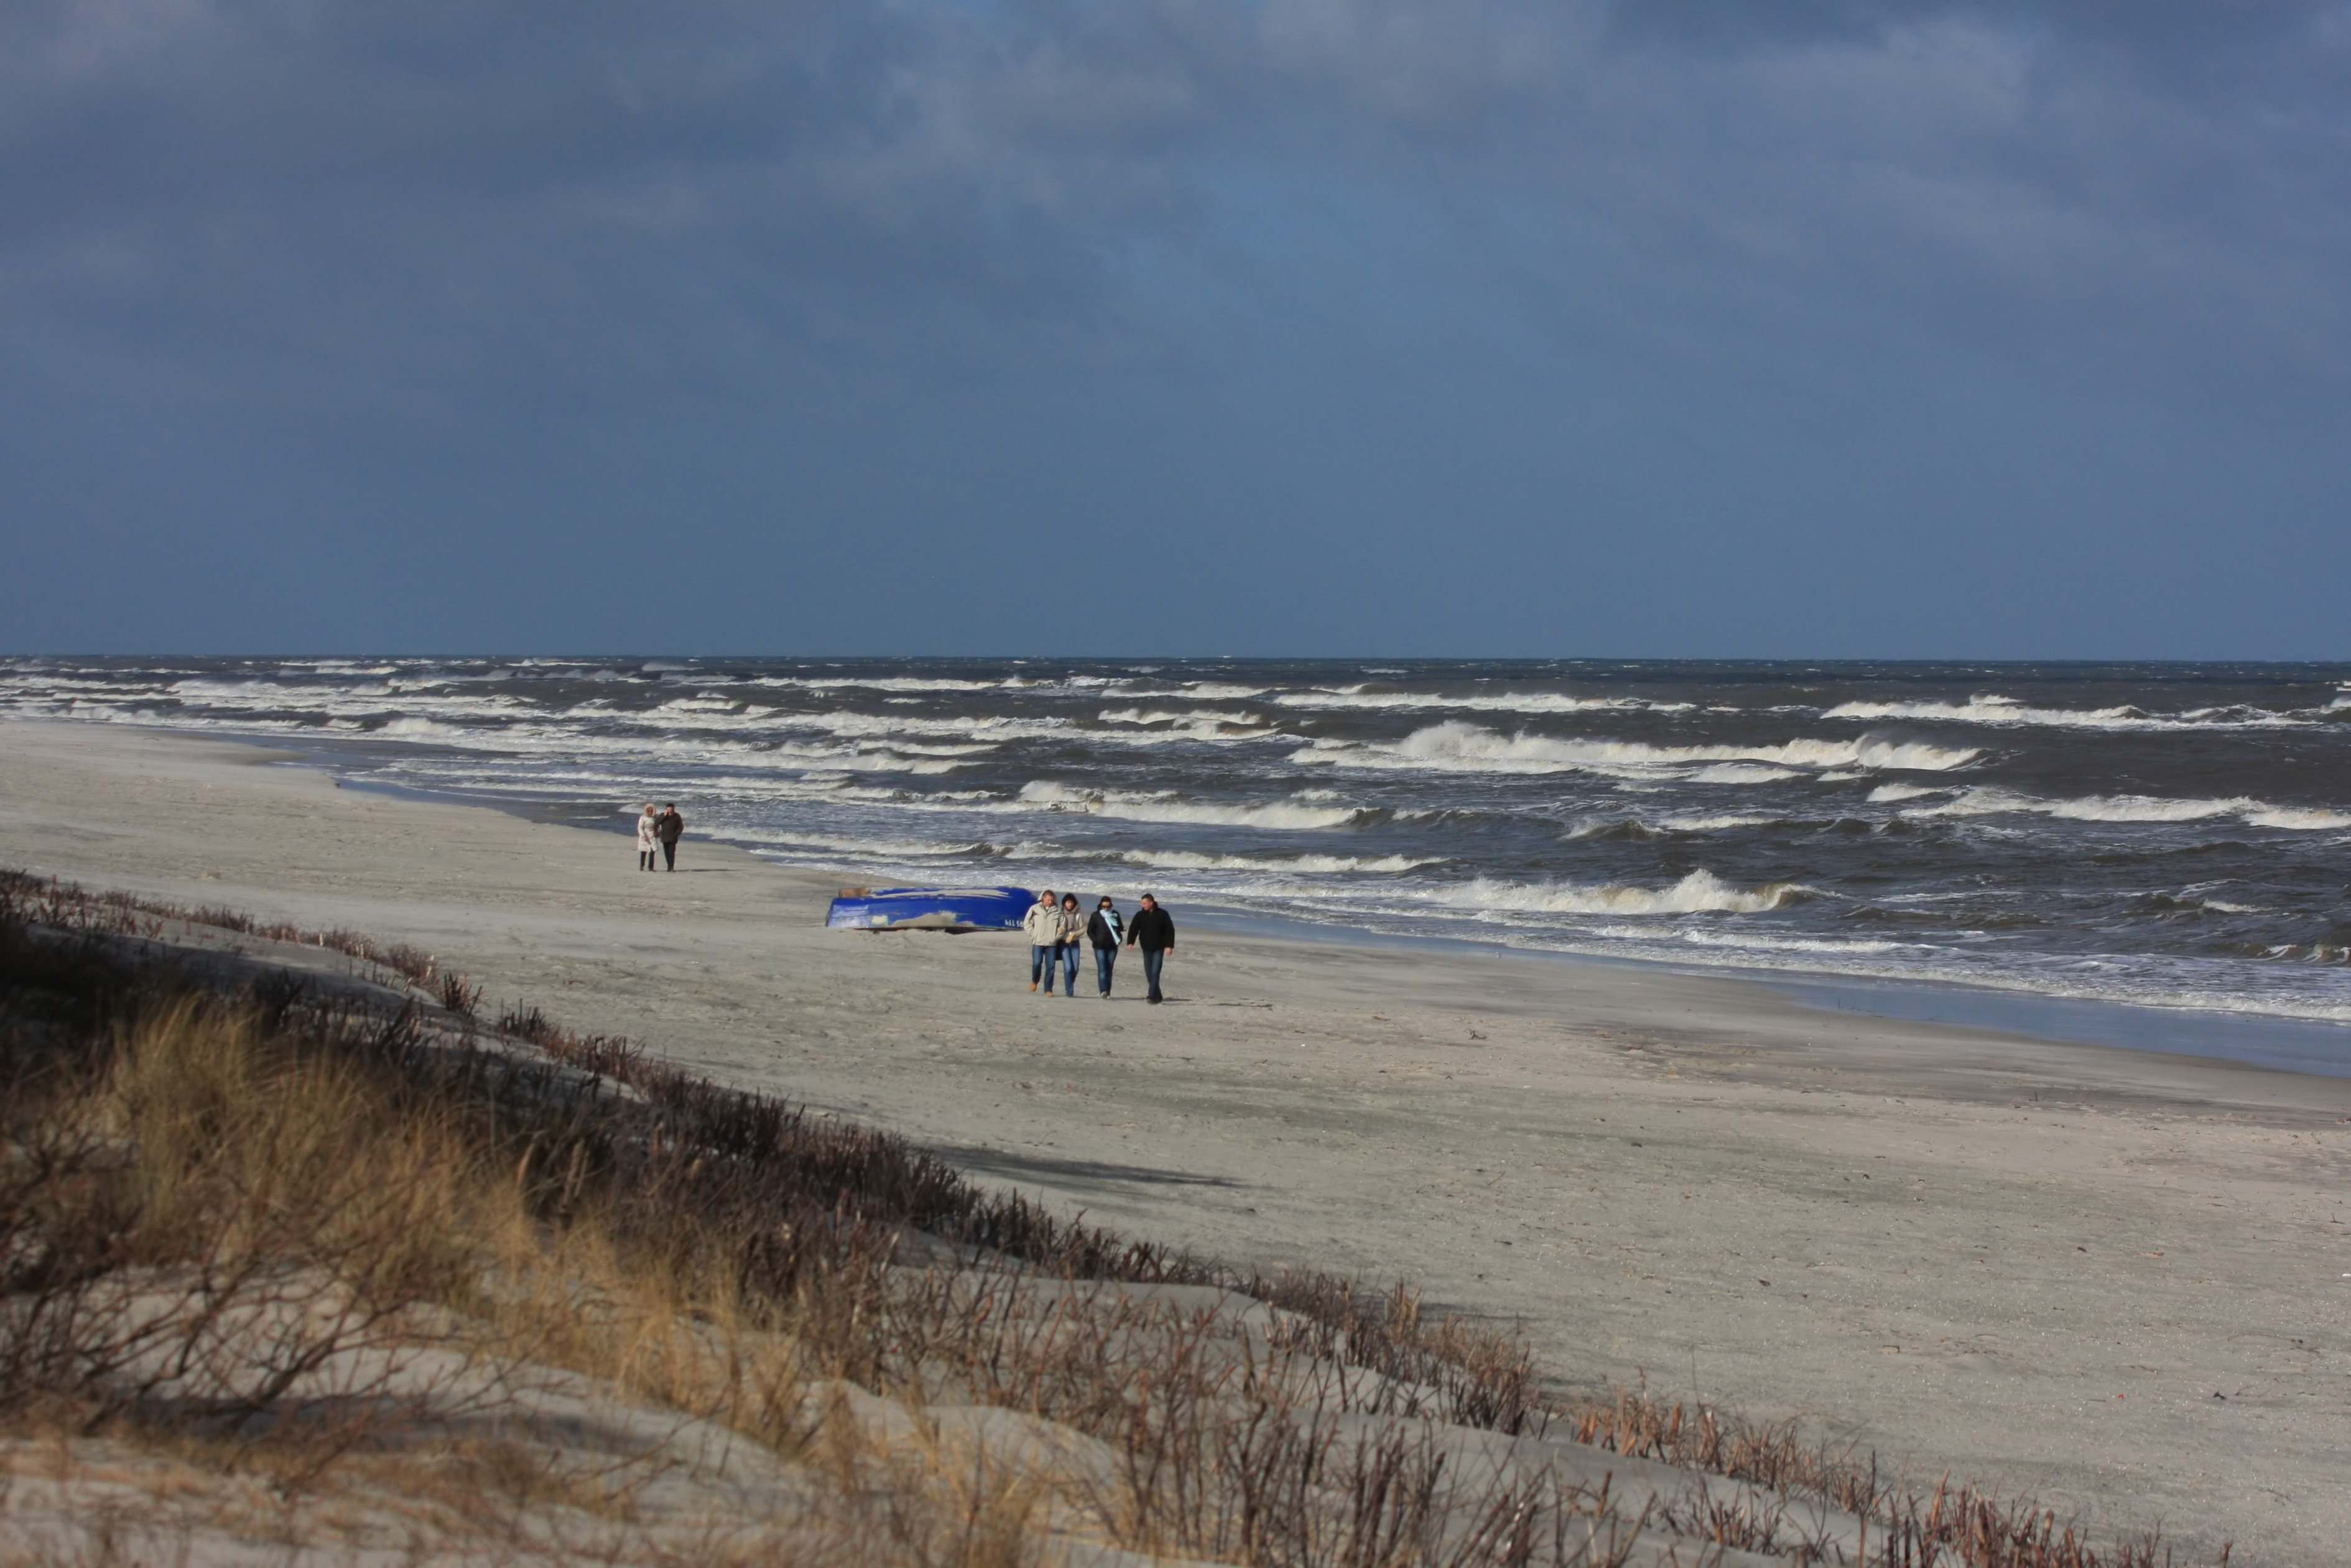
[1124,893,1175,1003]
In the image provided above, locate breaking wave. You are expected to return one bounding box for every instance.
[1911,788,2351,830]
[1096,707,1261,726]
[1565,814,1780,839]
[1297,722,1978,776]
[1111,850,1442,874]
[748,675,1012,694]
[1172,683,1270,700]
[1432,869,1801,916]
[9,656,2350,1041]
[1823,694,2307,730]
[1018,781,1363,831]
[1274,689,1681,714]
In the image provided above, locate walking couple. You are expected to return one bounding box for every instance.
[635,803,685,871]
[1023,890,1176,1003]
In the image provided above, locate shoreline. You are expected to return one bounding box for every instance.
[246,726,2351,1076]
[3,716,2348,1562]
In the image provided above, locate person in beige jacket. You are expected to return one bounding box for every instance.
[1022,889,1060,993]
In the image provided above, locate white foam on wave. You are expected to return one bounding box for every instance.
[1095,707,1263,728]
[147,677,544,725]
[1656,812,1781,832]
[1663,929,1911,956]
[1912,787,2351,830]
[779,748,975,775]
[1431,869,1799,916]
[1112,849,1441,874]
[1295,722,1978,777]
[804,783,1000,805]
[1101,728,1284,748]
[2243,804,2351,830]
[1103,797,1364,831]
[1867,783,1942,804]
[767,710,1061,745]
[1018,781,1097,806]
[1274,690,1682,715]
[1690,764,1801,784]
[1017,780,1362,830]
[1565,813,1778,839]
[748,675,1009,694]
[1822,694,2307,731]
[297,660,401,676]
[655,695,754,715]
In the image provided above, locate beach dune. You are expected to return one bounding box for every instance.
[1,718,2344,1563]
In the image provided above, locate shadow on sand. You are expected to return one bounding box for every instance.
[939,1146,1244,1193]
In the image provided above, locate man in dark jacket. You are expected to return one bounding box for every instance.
[1124,893,1175,1004]
[1085,896,1124,998]
[655,804,685,870]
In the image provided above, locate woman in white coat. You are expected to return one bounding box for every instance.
[636,804,660,871]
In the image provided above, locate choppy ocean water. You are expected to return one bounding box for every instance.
[7,657,2350,1038]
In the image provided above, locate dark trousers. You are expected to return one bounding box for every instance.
[1059,944,1080,995]
[1092,945,1116,995]
[1140,949,1166,1001]
[661,840,677,870]
[639,850,655,870]
[1031,945,1055,986]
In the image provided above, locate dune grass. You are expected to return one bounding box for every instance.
[0,870,2214,1566]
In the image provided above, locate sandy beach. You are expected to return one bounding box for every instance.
[2,718,2345,1564]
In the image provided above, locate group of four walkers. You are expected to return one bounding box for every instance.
[1022,889,1176,1003]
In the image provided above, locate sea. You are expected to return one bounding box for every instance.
[7,657,2350,1065]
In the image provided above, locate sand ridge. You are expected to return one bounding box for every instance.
[2,718,2345,1563]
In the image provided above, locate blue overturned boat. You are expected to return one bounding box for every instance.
[825,886,1034,933]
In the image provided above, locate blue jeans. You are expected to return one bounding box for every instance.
[1059,944,1080,994]
[1031,945,1055,987]
[1092,945,1116,995]
[1140,949,1166,1000]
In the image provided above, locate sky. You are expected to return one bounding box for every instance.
[3,0,2347,658]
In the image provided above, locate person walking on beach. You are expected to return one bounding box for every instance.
[635,804,659,871]
[1056,892,1086,996]
[1125,892,1176,1004]
[1023,889,1060,993]
[1086,896,1124,998]
[655,802,685,871]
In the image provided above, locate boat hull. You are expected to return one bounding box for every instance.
[825,886,1034,933]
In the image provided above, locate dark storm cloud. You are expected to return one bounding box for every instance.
[1610,0,2335,55]
[3,1,2348,652]
[8,1,2335,366]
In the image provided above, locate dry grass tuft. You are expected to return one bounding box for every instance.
[0,870,2222,1567]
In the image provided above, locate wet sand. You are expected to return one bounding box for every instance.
[3,718,2345,1562]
